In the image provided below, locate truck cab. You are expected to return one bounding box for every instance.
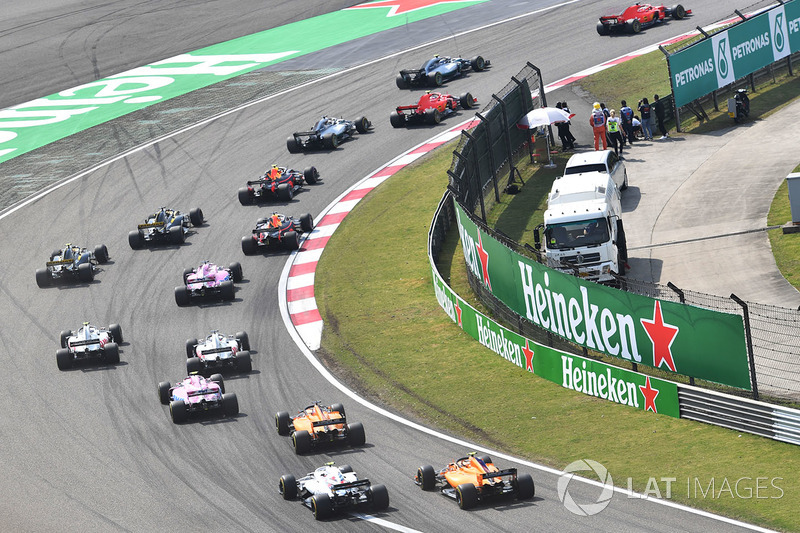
[535,172,627,282]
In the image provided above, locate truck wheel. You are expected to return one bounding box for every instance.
[277,183,293,202]
[36,268,52,288]
[369,484,390,511]
[456,483,478,510]
[170,400,188,423]
[275,411,291,435]
[417,465,436,491]
[128,230,144,249]
[279,474,297,500]
[292,430,312,455]
[158,381,171,405]
[56,348,73,370]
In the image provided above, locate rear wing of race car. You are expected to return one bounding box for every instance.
[481,468,517,481]
[395,105,420,112]
[68,339,101,347]
[46,259,74,266]
[292,131,318,140]
[312,417,347,428]
[200,346,232,355]
[191,277,218,284]
[332,479,371,492]
[138,221,165,229]
[399,68,424,78]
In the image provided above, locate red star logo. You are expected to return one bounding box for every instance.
[347,0,477,17]
[640,301,679,372]
[455,299,463,328]
[523,340,534,372]
[639,376,660,413]
[475,232,491,290]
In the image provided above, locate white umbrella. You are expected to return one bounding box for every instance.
[517,106,575,128]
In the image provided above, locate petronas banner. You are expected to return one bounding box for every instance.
[453,203,751,390]
[669,1,800,107]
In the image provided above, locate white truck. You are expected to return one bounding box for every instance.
[534,172,627,282]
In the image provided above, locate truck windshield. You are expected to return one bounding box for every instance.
[564,163,607,175]
[545,218,609,249]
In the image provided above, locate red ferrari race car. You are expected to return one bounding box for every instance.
[597,3,691,35]
[390,91,476,127]
[238,165,319,205]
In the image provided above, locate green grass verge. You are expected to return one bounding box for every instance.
[767,164,800,292]
[316,145,799,531]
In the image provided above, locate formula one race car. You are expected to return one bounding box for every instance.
[279,462,390,520]
[35,243,109,287]
[275,401,366,455]
[597,3,690,35]
[390,91,476,127]
[287,116,370,152]
[158,373,239,423]
[241,212,314,255]
[174,260,243,306]
[414,452,535,509]
[128,206,204,248]
[186,330,252,375]
[56,322,123,370]
[396,54,490,89]
[238,165,320,205]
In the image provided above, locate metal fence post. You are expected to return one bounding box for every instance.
[730,293,759,400]
[667,282,693,384]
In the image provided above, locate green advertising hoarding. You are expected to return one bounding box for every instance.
[431,255,680,417]
[454,203,751,390]
[670,1,800,107]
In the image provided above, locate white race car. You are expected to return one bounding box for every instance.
[279,463,389,520]
[186,330,252,374]
[57,322,122,370]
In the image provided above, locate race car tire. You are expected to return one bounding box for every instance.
[293,430,312,455]
[459,92,476,109]
[241,236,258,256]
[174,286,191,306]
[78,263,94,282]
[456,483,478,510]
[277,183,293,202]
[428,71,443,86]
[346,422,366,446]
[417,465,436,491]
[627,19,642,33]
[108,324,123,344]
[390,111,406,129]
[229,262,243,282]
[425,108,442,125]
[279,474,297,500]
[189,207,204,226]
[514,473,535,500]
[322,132,338,149]
[330,403,345,418]
[104,342,120,364]
[311,493,333,520]
[158,381,171,405]
[60,330,73,349]
[369,484,390,511]
[170,400,188,423]
[256,217,267,226]
[395,73,410,89]
[275,411,291,435]
[56,348,73,370]
[299,213,314,233]
[169,225,184,244]
[303,166,319,185]
[220,280,235,301]
[235,351,252,373]
[283,231,300,251]
[94,244,109,263]
[238,187,253,205]
[185,338,198,358]
[209,374,225,393]
[672,4,686,19]
[183,267,195,283]
[286,135,301,153]
[338,464,353,474]
[596,21,610,35]
[222,393,239,417]
[471,55,486,71]
[50,249,62,259]
[128,230,144,249]
[355,116,370,134]
[35,268,52,288]
[235,331,250,351]
[186,357,203,375]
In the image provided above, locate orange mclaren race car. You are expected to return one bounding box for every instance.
[275,401,366,455]
[414,452,535,509]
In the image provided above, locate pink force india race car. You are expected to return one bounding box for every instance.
[174,260,243,305]
[158,373,239,423]
[186,330,252,375]
[56,322,123,370]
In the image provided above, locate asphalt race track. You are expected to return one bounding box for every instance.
[0,1,764,531]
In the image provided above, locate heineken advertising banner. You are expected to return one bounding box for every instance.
[670,0,800,107]
[453,203,751,390]
[431,255,680,417]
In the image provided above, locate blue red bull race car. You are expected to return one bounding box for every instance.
[238,165,319,204]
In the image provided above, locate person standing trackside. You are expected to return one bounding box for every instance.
[653,94,669,139]
[561,101,577,147]
[590,102,608,150]
[619,100,635,145]
[607,109,624,157]
[555,102,574,150]
[638,97,653,140]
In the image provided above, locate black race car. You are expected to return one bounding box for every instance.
[396,54,489,89]
[287,116,370,152]
[128,206,203,248]
[238,165,319,205]
[241,212,313,254]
